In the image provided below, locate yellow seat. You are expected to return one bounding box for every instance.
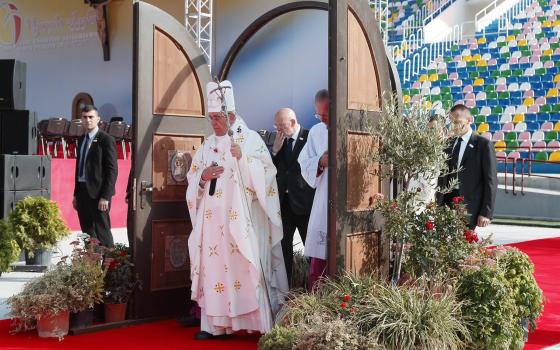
[463,55,472,62]
[505,35,515,42]
[523,97,534,106]
[403,95,411,103]
[553,20,560,26]
[429,73,439,82]
[518,39,528,46]
[477,60,487,67]
[513,114,525,123]
[472,54,482,61]
[543,20,552,28]
[419,74,428,82]
[494,140,507,152]
[547,88,559,97]
[474,78,485,86]
[554,121,560,131]
[478,123,490,133]
[554,74,560,83]
[423,100,432,109]
[544,49,554,56]
[478,37,487,44]
[550,151,560,162]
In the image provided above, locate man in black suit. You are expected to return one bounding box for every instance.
[73,105,118,247]
[271,108,315,285]
[437,103,498,229]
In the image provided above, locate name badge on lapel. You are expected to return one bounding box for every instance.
[468,143,474,149]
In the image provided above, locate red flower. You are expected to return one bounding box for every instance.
[340,302,347,308]
[425,221,434,231]
[343,294,351,302]
[416,187,422,193]
[118,250,127,257]
[108,260,119,271]
[464,230,479,243]
[390,203,398,210]
[452,196,465,204]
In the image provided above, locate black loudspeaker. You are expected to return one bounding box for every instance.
[0,110,37,155]
[0,155,15,191]
[0,60,26,110]
[40,155,51,190]
[14,190,42,202]
[0,191,15,219]
[13,155,41,191]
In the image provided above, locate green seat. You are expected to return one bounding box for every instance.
[500,70,512,77]
[444,56,453,63]
[512,69,523,77]
[475,115,487,123]
[541,104,552,113]
[555,60,560,67]
[498,42,507,48]
[492,106,504,114]
[545,131,559,142]
[487,92,498,100]
[490,70,500,78]
[511,29,521,35]
[439,73,448,80]
[471,107,479,115]
[551,43,560,50]
[441,87,451,94]
[536,33,545,40]
[505,132,517,142]
[410,89,419,95]
[442,93,452,101]
[552,104,560,113]
[428,69,437,75]
[506,141,519,151]
[542,56,551,62]
[501,52,511,59]
[470,71,480,79]
[499,92,510,100]
[536,68,546,76]
[521,49,531,57]
[485,85,496,92]
[467,61,476,67]
[535,151,549,161]
[451,45,459,51]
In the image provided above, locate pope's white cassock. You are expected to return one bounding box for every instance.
[186,81,288,336]
[298,121,328,260]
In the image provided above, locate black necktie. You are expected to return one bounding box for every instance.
[79,134,89,178]
[451,137,463,171]
[286,138,294,158]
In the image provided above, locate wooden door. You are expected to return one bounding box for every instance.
[328,0,395,277]
[131,2,211,319]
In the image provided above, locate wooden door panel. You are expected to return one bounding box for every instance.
[329,0,396,277]
[133,2,211,319]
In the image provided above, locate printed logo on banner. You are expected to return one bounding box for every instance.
[0,2,22,46]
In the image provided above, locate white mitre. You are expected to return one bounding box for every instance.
[207,80,236,113]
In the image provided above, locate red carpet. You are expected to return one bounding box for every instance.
[1,236,557,349]
[0,319,259,350]
[510,237,560,350]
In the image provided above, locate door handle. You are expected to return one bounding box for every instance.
[140,180,153,209]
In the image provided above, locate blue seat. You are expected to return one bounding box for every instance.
[518,76,530,83]
[510,92,522,99]
[537,114,551,122]
[489,123,501,132]
[525,113,538,122]
[451,86,462,94]
[487,99,499,107]
[527,122,539,131]
[543,82,554,90]
[488,115,500,123]
[473,86,484,93]
[530,76,541,83]
[551,113,560,122]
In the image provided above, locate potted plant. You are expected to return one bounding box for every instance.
[0,220,20,277]
[103,244,140,322]
[7,242,105,337]
[7,196,69,266]
[66,238,105,329]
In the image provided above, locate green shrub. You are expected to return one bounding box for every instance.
[0,220,20,273]
[258,326,299,350]
[457,265,523,349]
[497,247,544,331]
[291,249,309,290]
[8,196,69,254]
[356,281,469,350]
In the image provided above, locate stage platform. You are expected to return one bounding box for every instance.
[50,159,131,231]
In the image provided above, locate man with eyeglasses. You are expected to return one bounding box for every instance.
[298,89,329,291]
[72,105,118,248]
[270,108,315,287]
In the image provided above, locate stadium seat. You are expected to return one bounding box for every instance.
[494,140,507,152]
[535,151,549,161]
[532,130,545,141]
[550,150,560,161]
[542,121,554,131]
[515,122,528,131]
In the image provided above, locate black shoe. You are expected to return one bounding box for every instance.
[177,314,200,327]
[194,331,231,340]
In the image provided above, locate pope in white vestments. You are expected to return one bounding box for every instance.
[186,81,288,339]
[298,90,330,290]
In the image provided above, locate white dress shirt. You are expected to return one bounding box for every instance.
[453,128,473,168]
[286,125,301,151]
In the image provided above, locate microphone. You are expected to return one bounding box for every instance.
[209,162,218,196]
